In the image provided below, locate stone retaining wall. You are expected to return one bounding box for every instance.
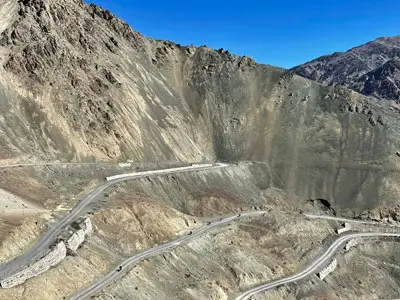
[66,229,85,252]
[66,218,92,252]
[345,238,361,251]
[336,223,351,234]
[317,258,337,280]
[0,217,93,288]
[0,242,67,288]
[80,217,93,235]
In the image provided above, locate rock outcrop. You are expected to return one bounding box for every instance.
[0,0,398,212]
[359,205,400,223]
[292,36,400,101]
[0,2,399,299]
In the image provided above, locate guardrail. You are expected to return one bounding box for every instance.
[105,164,215,181]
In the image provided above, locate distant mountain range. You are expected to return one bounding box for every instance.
[292,36,400,101]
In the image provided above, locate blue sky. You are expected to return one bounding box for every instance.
[90,0,400,68]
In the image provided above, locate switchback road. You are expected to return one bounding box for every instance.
[305,214,400,228]
[0,163,227,279]
[70,211,267,300]
[0,161,180,169]
[234,232,400,300]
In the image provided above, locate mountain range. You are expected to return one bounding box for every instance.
[292,36,400,101]
[0,1,399,300]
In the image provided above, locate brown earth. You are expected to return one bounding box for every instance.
[0,1,399,300]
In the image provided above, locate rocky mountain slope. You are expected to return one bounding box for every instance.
[0,1,399,300]
[0,0,399,210]
[291,36,400,101]
[0,163,399,300]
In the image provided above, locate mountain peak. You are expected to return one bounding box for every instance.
[292,35,400,101]
[0,0,145,84]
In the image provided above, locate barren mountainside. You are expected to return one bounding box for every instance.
[292,36,400,101]
[0,0,399,211]
[0,1,400,300]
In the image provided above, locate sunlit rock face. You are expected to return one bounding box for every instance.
[292,36,400,101]
[0,0,399,212]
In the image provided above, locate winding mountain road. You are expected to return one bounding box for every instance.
[0,163,227,279]
[234,232,400,300]
[0,161,180,170]
[2,162,398,299]
[72,213,400,300]
[305,214,400,228]
[70,211,267,300]
[0,162,108,169]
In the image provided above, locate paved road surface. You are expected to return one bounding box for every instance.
[305,214,400,228]
[0,162,107,169]
[0,163,227,279]
[234,232,400,300]
[0,161,180,169]
[70,211,267,300]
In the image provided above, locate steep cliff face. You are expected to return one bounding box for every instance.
[291,36,400,101]
[0,0,399,210]
[0,2,399,300]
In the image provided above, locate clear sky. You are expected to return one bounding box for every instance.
[90,0,400,69]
